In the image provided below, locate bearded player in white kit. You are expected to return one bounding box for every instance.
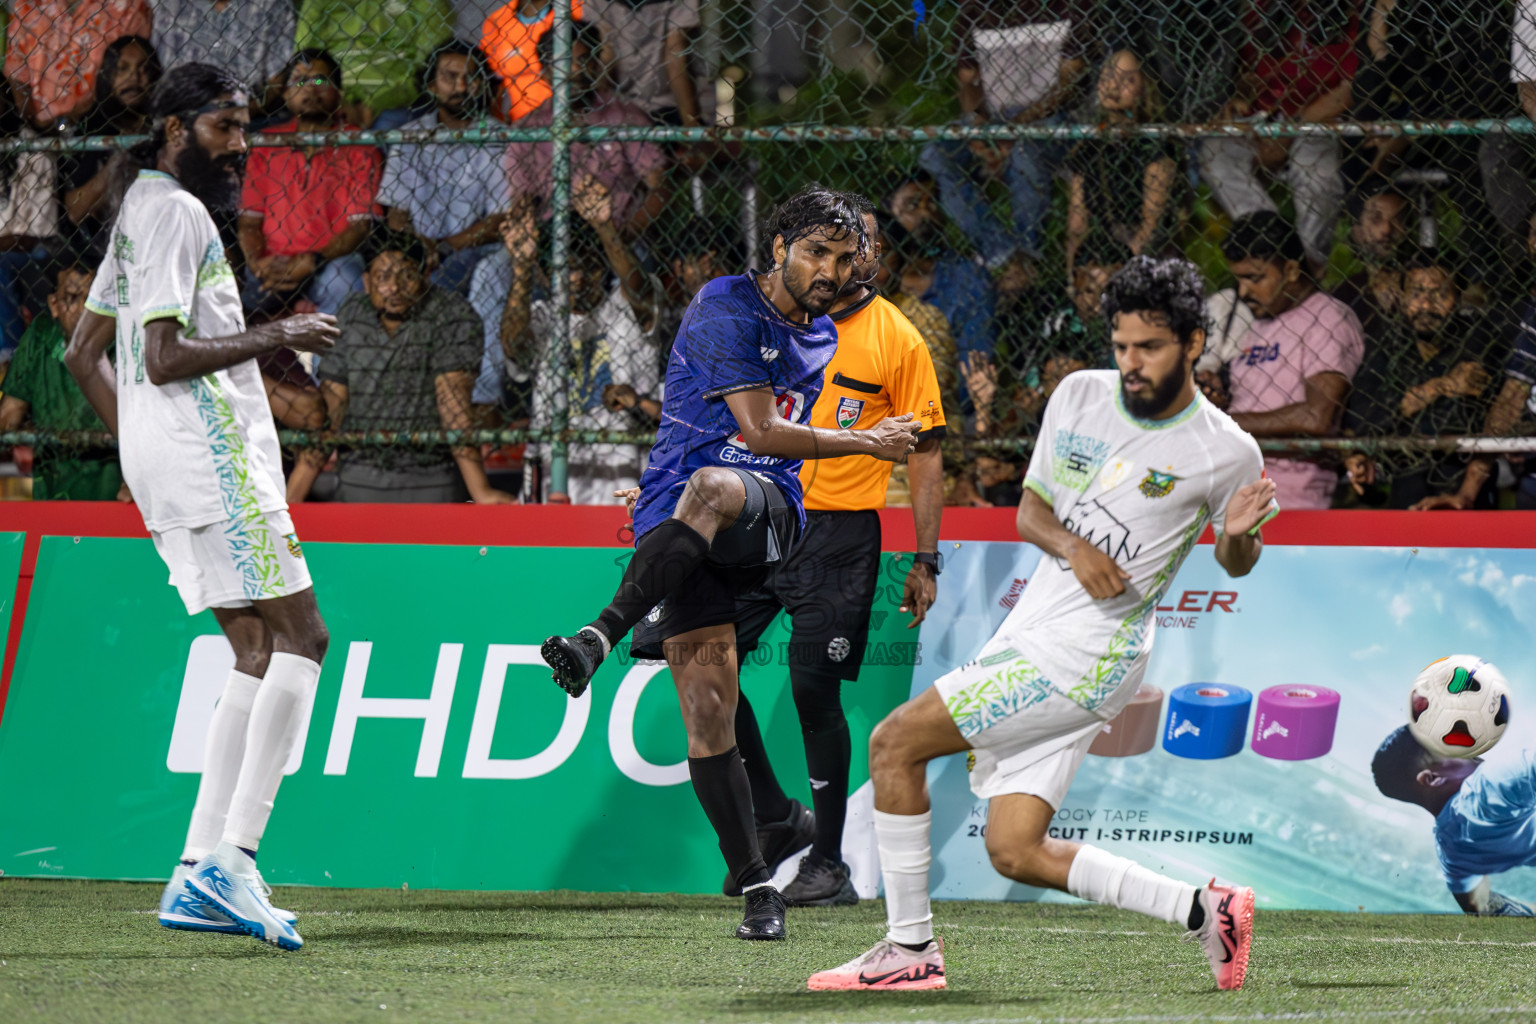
[65,64,338,951]
[809,256,1279,992]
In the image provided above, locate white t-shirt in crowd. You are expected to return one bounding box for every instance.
[86,171,286,532]
[1513,0,1536,83]
[525,281,662,502]
[1005,370,1266,714]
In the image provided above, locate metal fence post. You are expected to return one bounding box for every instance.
[546,0,575,498]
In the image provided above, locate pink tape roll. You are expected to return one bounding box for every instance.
[1250,685,1341,760]
[1089,684,1164,757]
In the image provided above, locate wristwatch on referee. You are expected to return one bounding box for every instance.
[912,551,943,575]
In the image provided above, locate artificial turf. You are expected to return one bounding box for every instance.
[2,879,1534,1023]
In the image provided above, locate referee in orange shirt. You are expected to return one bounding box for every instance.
[729,196,947,906]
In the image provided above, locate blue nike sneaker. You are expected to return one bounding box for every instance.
[186,844,304,950]
[159,862,298,932]
[159,864,241,933]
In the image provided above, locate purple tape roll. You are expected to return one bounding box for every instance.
[1250,685,1341,760]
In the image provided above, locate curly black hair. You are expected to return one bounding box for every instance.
[1100,255,1209,342]
[1371,725,1435,804]
[767,184,869,264]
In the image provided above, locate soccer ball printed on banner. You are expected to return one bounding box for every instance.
[1408,656,1511,759]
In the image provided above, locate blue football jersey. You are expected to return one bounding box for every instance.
[631,273,838,539]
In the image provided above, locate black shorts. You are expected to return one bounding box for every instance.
[629,468,801,661]
[734,509,883,681]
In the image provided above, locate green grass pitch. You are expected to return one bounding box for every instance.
[3,879,1535,1023]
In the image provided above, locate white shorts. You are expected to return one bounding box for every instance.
[935,634,1144,808]
[151,508,313,616]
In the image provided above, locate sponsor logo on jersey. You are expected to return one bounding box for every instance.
[1052,430,1110,492]
[1139,468,1181,499]
[836,396,865,428]
[1240,342,1281,366]
[759,346,780,362]
[998,579,1028,609]
[1098,456,1133,492]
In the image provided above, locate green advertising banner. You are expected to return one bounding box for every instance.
[0,536,915,891]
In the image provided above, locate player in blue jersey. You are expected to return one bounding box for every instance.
[1373,726,1536,915]
[541,187,921,941]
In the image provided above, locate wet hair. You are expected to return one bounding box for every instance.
[1371,726,1435,804]
[361,227,432,274]
[535,20,605,71]
[421,38,495,93]
[283,47,342,89]
[1222,210,1306,267]
[767,184,869,264]
[1100,255,1209,342]
[93,35,163,109]
[128,62,246,168]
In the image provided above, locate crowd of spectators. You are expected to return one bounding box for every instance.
[0,0,1530,509]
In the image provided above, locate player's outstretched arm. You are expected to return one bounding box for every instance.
[1015,489,1129,600]
[141,314,339,386]
[723,387,920,463]
[64,310,120,436]
[1214,478,1276,578]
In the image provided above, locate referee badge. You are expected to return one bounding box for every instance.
[836,396,865,429]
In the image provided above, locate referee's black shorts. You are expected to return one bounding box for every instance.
[733,509,883,681]
[629,468,801,661]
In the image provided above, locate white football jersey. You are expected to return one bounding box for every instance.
[86,171,286,532]
[1003,370,1266,715]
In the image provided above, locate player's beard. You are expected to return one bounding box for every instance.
[175,143,244,213]
[1120,362,1187,419]
[783,262,839,317]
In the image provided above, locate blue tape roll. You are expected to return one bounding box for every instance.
[1163,683,1253,760]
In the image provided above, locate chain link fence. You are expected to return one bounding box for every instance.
[0,0,1533,508]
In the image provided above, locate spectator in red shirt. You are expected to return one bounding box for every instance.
[1198,1,1360,269]
[237,49,381,318]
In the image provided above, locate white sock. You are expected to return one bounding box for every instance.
[1066,845,1196,927]
[222,653,321,852]
[181,669,262,863]
[875,809,934,946]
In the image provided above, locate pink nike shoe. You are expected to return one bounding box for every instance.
[1192,879,1254,990]
[807,937,946,991]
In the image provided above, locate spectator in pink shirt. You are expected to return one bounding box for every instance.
[1222,211,1364,510]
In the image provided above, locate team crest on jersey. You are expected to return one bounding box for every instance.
[284,533,304,560]
[836,396,865,428]
[1139,468,1181,499]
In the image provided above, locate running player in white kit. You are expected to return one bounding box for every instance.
[65,63,338,951]
[808,256,1278,992]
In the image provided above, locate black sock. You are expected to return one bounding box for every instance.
[688,746,769,891]
[735,693,793,825]
[238,846,258,863]
[894,940,932,953]
[591,519,709,647]
[1187,890,1206,931]
[180,858,198,867]
[793,669,849,861]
